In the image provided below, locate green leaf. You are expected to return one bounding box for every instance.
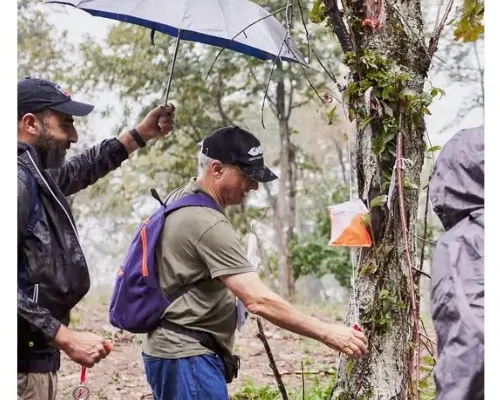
[403,179,419,190]
[345,359,354,374]
[310,0,327,24]
[328,106,337,125]
[426,145,441,153]
[430,87,446,99]
[359,263,378,276]
[359,117,374,131]
[372,132,395,155]
[370,195,388,208]
[361,214,372,226]
[422,354,436,366]
[396,301,406,309]
[453,0,484,42]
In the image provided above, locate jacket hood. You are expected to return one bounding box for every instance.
[429,125,484,231]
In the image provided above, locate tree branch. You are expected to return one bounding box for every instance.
[264,369,337,376]
[256,318,289,400]
[323,0,354,53]
[184,120,204,143]
[261,52,283,129]
[215,75,235,126]
[290,95,315,111]
[249,67,279,115]
[296,0,342,91]
[428,0,455,58]
[282,40,324,104]
[413,267,431,279]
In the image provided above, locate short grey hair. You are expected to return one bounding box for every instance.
[197,151,215,177]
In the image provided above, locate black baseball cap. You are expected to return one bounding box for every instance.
[18,77,94,118]
[201,126,278,183]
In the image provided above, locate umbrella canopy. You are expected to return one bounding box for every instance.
[44,0,308,66]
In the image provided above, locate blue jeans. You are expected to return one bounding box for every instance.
[142,353,229,400]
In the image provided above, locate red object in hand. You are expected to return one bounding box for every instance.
[80,367,87,384]
[104,342,113,353]
[353,324,362,332]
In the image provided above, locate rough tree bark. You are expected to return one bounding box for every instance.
[321,0,432,398]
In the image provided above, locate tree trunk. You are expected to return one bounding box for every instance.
[322,0,431,398]
[276,62,295,299]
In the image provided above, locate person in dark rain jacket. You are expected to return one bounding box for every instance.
[17,77,175,400]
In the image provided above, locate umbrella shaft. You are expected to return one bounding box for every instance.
[164,30,182,106]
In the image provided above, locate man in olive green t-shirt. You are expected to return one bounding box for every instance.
[142,126,368,400]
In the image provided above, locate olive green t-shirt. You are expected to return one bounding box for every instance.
[142,178,255,359]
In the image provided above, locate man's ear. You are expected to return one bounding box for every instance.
[19,113,41,136]
[210,160,224,179]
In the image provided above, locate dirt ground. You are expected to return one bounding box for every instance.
[56,293,346,400]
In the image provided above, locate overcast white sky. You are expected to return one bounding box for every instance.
[43,4,484,148]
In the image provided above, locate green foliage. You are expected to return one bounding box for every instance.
[426,145,441,153]
[342,48,447,195]
[291,181,352,287]
[292,237,352,287]
[417,352,437,400]
[231,380,333,400]
[360,286,406,333]
[369,195,387,208]
[17,0,76,82]
[453,0,484,42]
[310,0,327,24]
[372,117,396,156]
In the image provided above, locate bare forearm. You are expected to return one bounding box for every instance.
[248,290,330,344]
[222,272,368,358]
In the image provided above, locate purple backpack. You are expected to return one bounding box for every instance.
[109,190,220,333]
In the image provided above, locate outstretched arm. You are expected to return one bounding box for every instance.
[220,271,368,359]
[49,104,175,196]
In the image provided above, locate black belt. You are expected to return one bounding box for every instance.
[159,319,228,360]
[159,319,240,383]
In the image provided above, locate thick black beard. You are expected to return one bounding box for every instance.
[35,127,67,169]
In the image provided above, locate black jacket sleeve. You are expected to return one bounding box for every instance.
[18,171,62,342]
[48,138,129,197]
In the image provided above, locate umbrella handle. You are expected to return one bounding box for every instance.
[163,29,182,107]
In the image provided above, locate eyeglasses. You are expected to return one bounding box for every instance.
[228,164,257,185]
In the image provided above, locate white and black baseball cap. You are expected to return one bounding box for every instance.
[201,126,278,183]
[18,77,94,119]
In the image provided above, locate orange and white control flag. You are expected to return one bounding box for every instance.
[328,199,373,247]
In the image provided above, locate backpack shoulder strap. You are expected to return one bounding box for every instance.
[160,193,220,302]
[164,193,221,216]
[18,162,40,235]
